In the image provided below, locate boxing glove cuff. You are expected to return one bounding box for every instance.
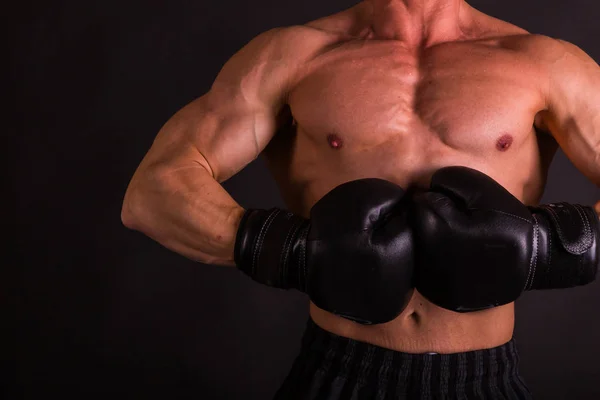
[527,203,600,290]
[234,208,310,291]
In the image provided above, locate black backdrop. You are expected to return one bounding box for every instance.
[8,0,600,398]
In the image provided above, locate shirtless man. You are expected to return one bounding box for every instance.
[121,0,600,398]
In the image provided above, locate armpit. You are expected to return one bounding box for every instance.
[534,111,552,135]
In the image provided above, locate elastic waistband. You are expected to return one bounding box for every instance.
[301,318,521,382]
[274,318,531,399]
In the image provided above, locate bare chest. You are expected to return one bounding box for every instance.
[291,39,544,148]
[265,38,552,212]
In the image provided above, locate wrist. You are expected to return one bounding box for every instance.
[224,206,247,266]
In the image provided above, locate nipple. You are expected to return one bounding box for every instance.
[327,134,344,150]
[496,134,514,152]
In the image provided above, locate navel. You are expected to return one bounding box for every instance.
[496,134,514,152]
[409,311,421,324]
[327,134,344,150]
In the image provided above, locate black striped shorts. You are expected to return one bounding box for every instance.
[274,318,532,399]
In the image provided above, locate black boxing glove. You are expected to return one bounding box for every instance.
[235,179,415,325]
[411,166,599,313]
[527,202,600,290]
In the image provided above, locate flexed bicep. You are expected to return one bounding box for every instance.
[121,27,315,263]
[145,27,303,183]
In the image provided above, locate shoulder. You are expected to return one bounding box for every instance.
[515,35,600,123]
[237,26,324,58]
[239,23,348,67]
[209,23,345,105]
[214,25,333,81]
[239,3,369,62]
[502,34,596,67]
[501,35,599,96]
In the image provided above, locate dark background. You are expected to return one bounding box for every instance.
[7,0,600,398]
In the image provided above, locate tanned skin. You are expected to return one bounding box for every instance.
[122,0,600,354]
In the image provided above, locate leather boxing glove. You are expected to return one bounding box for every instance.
[410,166,600,313]
[527,202,600,290]
[235,179,415,325]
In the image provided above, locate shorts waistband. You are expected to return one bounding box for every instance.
[274,318,531,399]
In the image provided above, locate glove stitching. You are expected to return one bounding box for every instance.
[547,217,553,272]
[545,204,592,254]
[279,217,296,286]
[578,251,584,284]
[574,205,590,281]
[532,218,539,289]
[574,204,592,251]
[526,215,539,291]
[253,209,280,276]
[281,217,303,288]
[300,225,309,292]
[540,210,554,288]
[546,206,564,247]
[483,209,533,225]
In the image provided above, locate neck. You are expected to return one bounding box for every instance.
[367,0,468,45]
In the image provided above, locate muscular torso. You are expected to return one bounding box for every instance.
[262,4,559,353]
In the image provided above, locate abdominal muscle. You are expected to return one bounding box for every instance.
[309,292,515,354]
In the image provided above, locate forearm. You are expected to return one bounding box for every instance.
[122,160,245,266]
